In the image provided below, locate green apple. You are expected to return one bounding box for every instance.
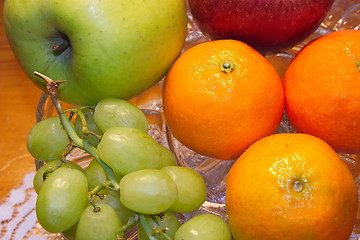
[3,0,187,106]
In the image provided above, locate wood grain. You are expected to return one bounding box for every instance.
[0,1,42,201]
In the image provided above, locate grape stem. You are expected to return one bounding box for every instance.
[88,181,112,198]
[145,214,173,240]
[34,71,120,189]
[138,214,158,240]
[115,215,139,239]
[61,143,75,164]
[155,229,172,240]
[75,108,102,141]
[41,145,73,181]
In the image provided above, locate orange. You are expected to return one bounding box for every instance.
[163,39,284,160]
[283,29,360,153]
[226,133,358,240]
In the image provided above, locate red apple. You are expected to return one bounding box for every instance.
[188,0,335,54]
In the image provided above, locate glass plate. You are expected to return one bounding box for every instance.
[33,0,360,239]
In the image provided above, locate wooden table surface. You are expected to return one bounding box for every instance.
[0,1,42,201]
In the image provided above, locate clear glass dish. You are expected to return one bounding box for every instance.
[34,0,360,239]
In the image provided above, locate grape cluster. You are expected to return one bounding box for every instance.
[28,97,232,240]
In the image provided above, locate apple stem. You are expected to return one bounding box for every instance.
[220,61,235,73]
[52,40,70,56]
[33,71,120,190]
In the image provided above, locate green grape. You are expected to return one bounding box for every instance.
[61,222,78,240]
[138,211,180,240]
[119,169,178,214]
[33,160,83,193]
[85,159,108,189]
[97,127,177,175]
[75,108,103,147]
[36,168,88,233]
[174,214,232,240]
[85,159,122,190]
[27,116,70,162]
[76,203,123,240]
[161,166,207,213]
[94,98,148,133]
[92,189,135,225]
